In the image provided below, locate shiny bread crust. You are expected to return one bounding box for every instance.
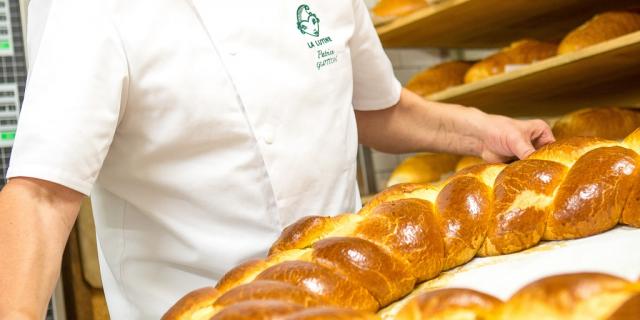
[558,11,640,55]
[165,129,640,319]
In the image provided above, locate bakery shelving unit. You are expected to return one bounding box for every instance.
[375,0,640,117]
[377,0,640,48]
[360,0,640,194]
[428,30,640,117]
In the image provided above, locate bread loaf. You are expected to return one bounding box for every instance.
[212,302,379,320]
[395,272,640,319]
[405,61,472,96]
[454,155,484,172]
[558,11,640,55]
[163,287,220,320]
[464,39,557,83]
[372,0,428,19]
[553,107,640,140]
[165,129,640,319]
[386,153,460,187]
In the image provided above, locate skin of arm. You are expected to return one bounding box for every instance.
[0,177,84,320]
[355,88,555,162]
[0,90,551,319]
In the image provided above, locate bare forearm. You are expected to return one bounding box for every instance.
[355,89,487,155]
[0,179,82,319]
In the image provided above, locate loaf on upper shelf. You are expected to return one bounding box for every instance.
[552,107,640,140]
[395,272,640,320]
[464,39,557,83]
[372,0,428,19]
[164,127,640,319]
[406,61,472,96]
[386,153,460,187]
[558,11,640,55]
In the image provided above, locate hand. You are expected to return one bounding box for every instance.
[353,89,555,159]
[473,113,555,163]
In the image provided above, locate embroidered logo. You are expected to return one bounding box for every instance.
[296,5,320,37]
[296,4,337,70]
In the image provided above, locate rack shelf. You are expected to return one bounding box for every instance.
[425,31,640,117]
[377,0,639,48]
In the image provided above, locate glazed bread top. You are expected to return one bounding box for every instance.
[558,11,640,55]
[164,128,640,319]
[395,272,640,320]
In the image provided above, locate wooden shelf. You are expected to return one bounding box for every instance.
[377,0,640,48]
[425,31,640,117]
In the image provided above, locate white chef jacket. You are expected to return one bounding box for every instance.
[8,0,401,318]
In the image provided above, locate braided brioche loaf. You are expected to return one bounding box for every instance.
[394,272,640,320]
[164,129,640,319]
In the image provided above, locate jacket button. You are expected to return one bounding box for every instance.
[263,126,275,144]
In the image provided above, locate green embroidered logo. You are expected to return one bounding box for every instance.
[296,4,337,70]
[296,4,320,37]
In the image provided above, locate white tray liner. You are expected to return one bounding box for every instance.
[379,226,640,319]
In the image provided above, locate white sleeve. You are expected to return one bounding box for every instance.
[7,0,128,195]
[349,0,402,111]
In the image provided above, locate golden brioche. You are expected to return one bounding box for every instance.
[372,0,428,19]
[500,273,638,320]
[405,61,472,97]
[269,214,358,256]
[311,236,416,306]
[212,280,326,311]
[454,155,485,172]
[161,287,219,320]
[464,39,557,83]
[552,107,640,140]
[210,301,380,320]
[386,153,460,187]
[478,159,567,255]
[166,129,640,319]
[395,272,640,320]
[210,300,303,320]
[358,182,438,216]
[606,293,640,320]
[352,199,445,281]
[558,11,640,55]
[255,260,380,312]
[280,307,379,320]
[394,288,502,320]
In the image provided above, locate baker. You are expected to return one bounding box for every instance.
[0,0,554,319]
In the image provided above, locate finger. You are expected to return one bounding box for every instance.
[528,120,555,149]
[510,135,536,159]
[533,129,555,149]
[481,149,513,163]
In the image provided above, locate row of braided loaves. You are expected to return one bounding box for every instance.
[163,127,640,319]
[394,272,640,320]
[385,107,640,187]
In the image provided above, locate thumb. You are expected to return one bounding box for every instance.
[510,135,536,159]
